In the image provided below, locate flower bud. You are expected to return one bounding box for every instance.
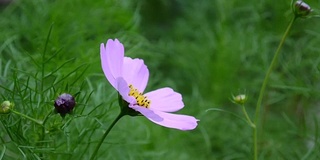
[232,94,247,105]
[294,1,312,17]
[54,93,76,117]
[1,100,14,114]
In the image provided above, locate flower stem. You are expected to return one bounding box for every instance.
[9,109,43,126]
[241,105,255,128]
[90,112,124,160]
[253,16,296,160]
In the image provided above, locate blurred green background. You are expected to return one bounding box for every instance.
[1,0,320,159]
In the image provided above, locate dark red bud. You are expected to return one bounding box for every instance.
[54,93,76,117]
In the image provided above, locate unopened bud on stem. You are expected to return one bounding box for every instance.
[54,93,76,117]
[1,100,14,114]
[232,94,247,105]
[294,1,312,17]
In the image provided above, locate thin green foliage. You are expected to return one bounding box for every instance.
[0,23,96,160]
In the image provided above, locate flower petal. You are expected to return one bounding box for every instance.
[106,39,124,79]
[130,105,163,122]
[122,57,149,92]
[117,77,136,104]
[100,43,117,89]
[134,107,198,130]
[145,88,184,112]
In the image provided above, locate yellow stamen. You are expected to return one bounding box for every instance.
[129,84,151,108]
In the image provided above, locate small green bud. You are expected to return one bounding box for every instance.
[1,100,14,114]
[294,1,312,17]
[232,94,247,105]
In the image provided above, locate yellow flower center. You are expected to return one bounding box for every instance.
[128,85,151,108]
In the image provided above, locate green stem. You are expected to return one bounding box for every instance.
[253,16,296,160]
[41,25,53,93]
[10,109,43,126]
[242,105,256,128]
[40,110,54,141]
[42,110,53,126]
[90,112,124,160]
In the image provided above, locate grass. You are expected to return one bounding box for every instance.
[1,0,320,159]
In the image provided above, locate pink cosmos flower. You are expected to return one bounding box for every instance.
[100,39,198,130]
